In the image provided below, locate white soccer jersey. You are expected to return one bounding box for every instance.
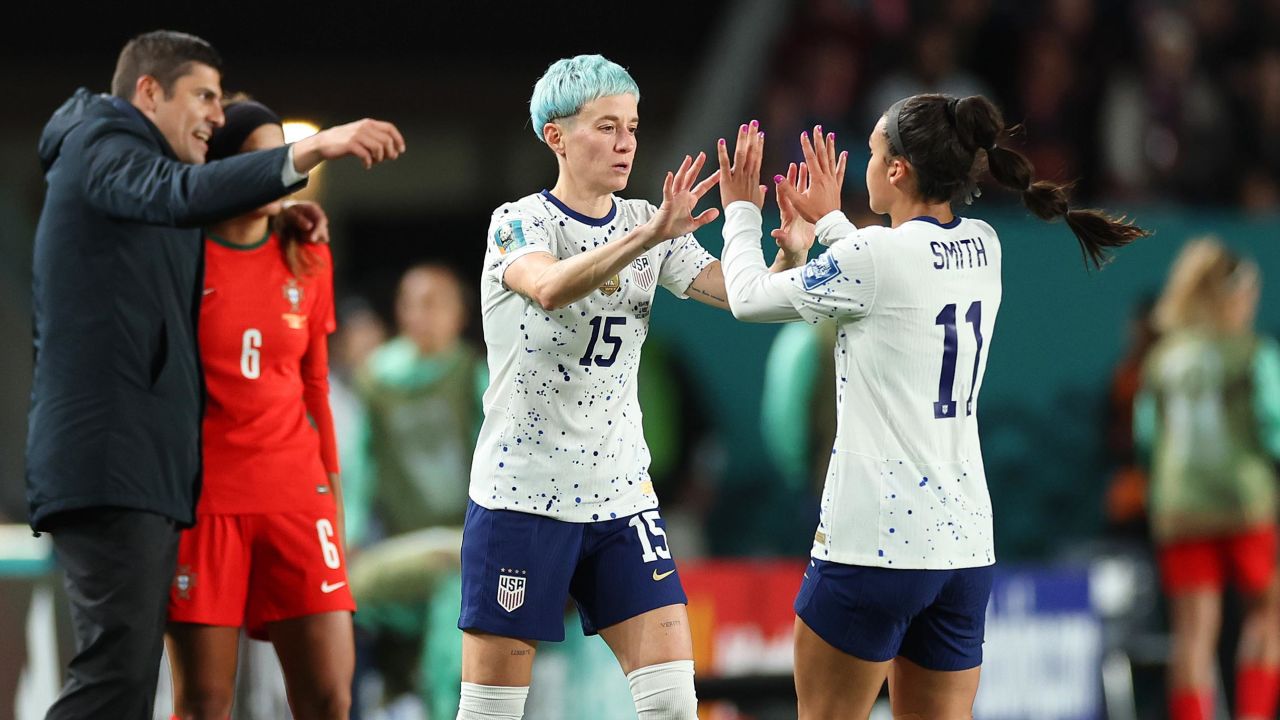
[471,190,715,522]
[722,202,1002,569]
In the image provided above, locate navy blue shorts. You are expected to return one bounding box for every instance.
[794,558,994,671]
[458,501,687,642]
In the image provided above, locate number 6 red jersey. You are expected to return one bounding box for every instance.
[198,233,339,514]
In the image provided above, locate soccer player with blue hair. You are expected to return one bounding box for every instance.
[456,55,806,720]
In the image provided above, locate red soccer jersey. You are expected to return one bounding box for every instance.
[198,232,339,514]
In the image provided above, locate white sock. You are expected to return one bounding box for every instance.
[456,682,528,720]
[627,660,698,719]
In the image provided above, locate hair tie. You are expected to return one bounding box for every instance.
[885,97,911,162]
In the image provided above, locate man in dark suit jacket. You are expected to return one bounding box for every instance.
[26,30,404,719]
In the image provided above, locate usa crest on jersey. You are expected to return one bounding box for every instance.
[631,256,656,291]
[497,569,527,612]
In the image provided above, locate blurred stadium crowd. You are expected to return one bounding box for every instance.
[758,0,1280,211]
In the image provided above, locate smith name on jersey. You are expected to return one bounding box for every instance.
[471,190,714,522]
[722,203,1004,570]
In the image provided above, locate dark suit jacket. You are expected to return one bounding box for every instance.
[27,89,306,530]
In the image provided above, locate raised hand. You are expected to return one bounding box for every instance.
[771,162,815,260]
[292,118,406,172]
[717,120,767,208]
[776,124,847,223]
[276,200,330,245]
[646,151,721,245]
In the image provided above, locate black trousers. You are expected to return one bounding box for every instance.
[44,508,180,720]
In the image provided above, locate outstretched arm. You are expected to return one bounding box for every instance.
[505,152,720,310]
[290,118,405,172]
[716,122,802,322]
[686,161,813,311]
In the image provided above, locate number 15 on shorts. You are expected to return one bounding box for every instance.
[629,511,670,562]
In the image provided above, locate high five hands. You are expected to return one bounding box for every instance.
[719,121,846,256]
[777,124,847,223]
[646,151,722,246]
[772,162,816,260]
[717,120,768,208]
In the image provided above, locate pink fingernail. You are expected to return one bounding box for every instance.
[801,131,808,140]
[719,138,725,145]
[774,174,785,183]
[830,133,836,140]
[759,131,765,138]
[816,125,823,133]
[740,124,747,133]
[751,119,759,127]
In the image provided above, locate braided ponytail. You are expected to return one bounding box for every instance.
[892,94,1149,269]
[955,96,1149,268]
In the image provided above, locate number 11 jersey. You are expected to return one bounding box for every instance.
[786,214,1003,570]
[471,190,714,522]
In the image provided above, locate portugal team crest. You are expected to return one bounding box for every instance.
[599,274,621,296]
[173,564,196,600]
[497,569,527,612]
[282,278,308,330]
[630,256,655,291]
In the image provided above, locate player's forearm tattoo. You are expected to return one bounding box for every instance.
[660,620,682,628]
[510,649,532,656]
[690,286,726,303]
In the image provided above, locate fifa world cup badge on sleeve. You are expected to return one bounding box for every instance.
[497,568,528,612]
[282,278,308,330]
[494,220,528,256]
[801,251,843,290]
[173,565,196,600]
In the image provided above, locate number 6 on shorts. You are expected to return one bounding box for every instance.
[315,518,341,569]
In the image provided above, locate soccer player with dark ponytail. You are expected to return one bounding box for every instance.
[715,95,1148,718]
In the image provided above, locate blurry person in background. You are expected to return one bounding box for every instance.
[1103,295,1159,540]
[864,22,992,130]
[359,265,484,536]
[1137,237,1280,720]
[26,29,402,719]
[1240,46,1280,213]
[347,263,484,716]
[165,98,355,720]
[1101,6,1234,203]
[759,321,837,500]
[327,297,390,550]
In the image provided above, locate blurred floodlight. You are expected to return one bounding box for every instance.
[282,120,320,144]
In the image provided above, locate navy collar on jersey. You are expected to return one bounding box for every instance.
[541,189,617,227]
[908,215,962,229]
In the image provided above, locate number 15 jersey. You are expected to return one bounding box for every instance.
[471,190,714,522]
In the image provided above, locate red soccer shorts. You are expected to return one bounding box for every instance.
[169,510,355,639]
[1159,525,1278,596]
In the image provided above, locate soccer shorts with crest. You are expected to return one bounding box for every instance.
[168,509,355,640]
[458,500,688,641]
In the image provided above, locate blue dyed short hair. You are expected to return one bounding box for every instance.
[529,55,640,143]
